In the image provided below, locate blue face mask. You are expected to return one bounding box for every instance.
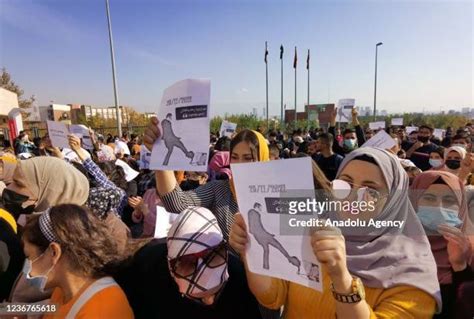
[22,252,55,292]
[417,205,463,234]
[343,139,357,150]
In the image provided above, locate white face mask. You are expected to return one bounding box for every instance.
[22,252,55,292]
[452,144,467,149]
[429,159,443,168]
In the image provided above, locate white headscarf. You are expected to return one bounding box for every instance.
[167,207,228,297]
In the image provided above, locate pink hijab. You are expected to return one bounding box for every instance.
[208,151,231,180]
[410,171,473,284]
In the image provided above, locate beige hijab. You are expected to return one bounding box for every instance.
[16,157,89,211]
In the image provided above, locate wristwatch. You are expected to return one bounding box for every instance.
[331,276,365,303]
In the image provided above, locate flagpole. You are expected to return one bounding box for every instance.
[265,41,269,130]
[294,46,297,128]
[105,0,122,137]
[307,49,310,128]
[280,45,284,128]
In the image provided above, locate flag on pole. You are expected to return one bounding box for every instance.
[293,47,297,68]
[306,49,310,70]
[280,45,284,59]
[264,41,268,64]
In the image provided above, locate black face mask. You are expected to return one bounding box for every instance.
[180,180,201,191]
[445,159,461,170]
[2,189,35,220]
[417,136,430,143]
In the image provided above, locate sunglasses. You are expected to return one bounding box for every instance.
[169,241,227,279]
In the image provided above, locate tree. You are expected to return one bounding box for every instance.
[0,68,36,117]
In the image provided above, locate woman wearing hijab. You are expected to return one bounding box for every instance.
[410,171,474,318]
[115,206,262,319]
[230,148,441,318]
[435,146,474,184]
[2,157,89,220]
[208,151,231,181]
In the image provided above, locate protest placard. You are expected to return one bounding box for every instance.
[433,129,445,140]
[391,118,404,126]
[406,126,418,135]
[150,79,211,171]
[369,121,386,130]
[362,130,396,150]
[115,159,139,182]
[231,157,322,291]
[219,120,237,138]
[336,99,355,123]
[154,206,178,239]
[47,121,69,149]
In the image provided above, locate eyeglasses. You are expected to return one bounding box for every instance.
[331,179,387,203]
[169,241,227,279]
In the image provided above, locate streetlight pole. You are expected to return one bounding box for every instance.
[373,42,383,122]
[105,0,122,137]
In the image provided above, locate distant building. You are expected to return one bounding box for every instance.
[462,107,471,115]
[71,105,130,125]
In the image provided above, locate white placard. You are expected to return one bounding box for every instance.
[369,121,386,130]
[154,206,178,239]
[219,120,237,138]
[115,159,139,182]
[115,140,131,156]
[70,124,94,150]
[433,129,445,140]
[47,121,69,149]
[406,126,418,135]
[391,118,403,126]
[139,144,152,170]
[336,99,355,123]
[150,79,211,171]
[231,157,322,292]
[362,130,396,150]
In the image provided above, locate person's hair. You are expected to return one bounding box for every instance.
[22,204,120,278]
[214,137,231,152]
[269,131,277,138]
[97,161,128,190]
[418,125,434,133]
[166,113,172,118]
[230,129,260,161]
[453,134,470,144]
[312,161,331,193]
[18,132,26,140]
[431,147,445,159]
[269,144,280,158]
[343,128,355,137]
[106,136,114,144]
[317,133,334,146]
[122,132,128,139]
[466,123,472,127]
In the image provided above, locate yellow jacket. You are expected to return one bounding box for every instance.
[256,270,436,319]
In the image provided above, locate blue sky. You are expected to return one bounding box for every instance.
[0,0,472,116]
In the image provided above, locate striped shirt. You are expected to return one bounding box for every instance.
[160,179,238,240]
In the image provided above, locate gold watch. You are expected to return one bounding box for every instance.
[331,276,365,303]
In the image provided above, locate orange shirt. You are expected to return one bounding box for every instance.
[44,279,134,319]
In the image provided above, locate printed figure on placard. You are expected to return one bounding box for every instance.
[298,260,320,282]
[337,106,350,122]
[248,202,301,272]
[161,113,195,165]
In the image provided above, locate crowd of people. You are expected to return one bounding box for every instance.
[0,108,473,318]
